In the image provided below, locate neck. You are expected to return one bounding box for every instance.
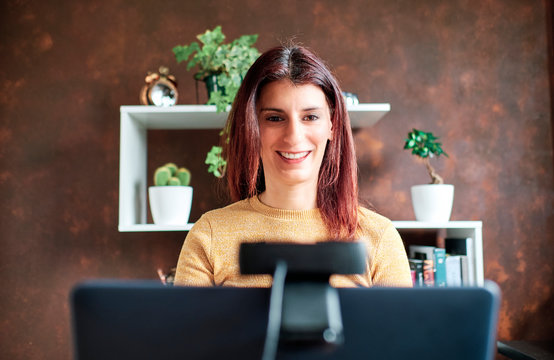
[259,182,318,210]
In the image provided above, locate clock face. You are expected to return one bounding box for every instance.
[149,82,177,107]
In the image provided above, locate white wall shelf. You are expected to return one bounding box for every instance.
[118,104,391,233]
[118,224,194,232]
[392,220,484,286]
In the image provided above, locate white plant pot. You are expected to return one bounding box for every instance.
[148,186,193,225]
[411,184,454,222]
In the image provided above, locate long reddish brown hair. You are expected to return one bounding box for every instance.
[224,45,358,239]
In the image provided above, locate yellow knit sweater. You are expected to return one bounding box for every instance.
[174,196,412,288]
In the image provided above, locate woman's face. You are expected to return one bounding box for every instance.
[257,79,333,190]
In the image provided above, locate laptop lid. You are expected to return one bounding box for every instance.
[70,280,500,360]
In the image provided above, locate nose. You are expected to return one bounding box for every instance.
[283,118,303,145]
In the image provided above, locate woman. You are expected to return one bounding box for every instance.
[174,45,412,288]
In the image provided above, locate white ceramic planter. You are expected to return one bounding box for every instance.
[148,186,193,225]
[411,184,454,222]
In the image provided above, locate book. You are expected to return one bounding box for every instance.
[445,255,471,287]
[409,245,450,287]
[433,248,447,287]
[409,245,438,287]
[445,238,475,286]
[422,259,435,287]
[460,256,470,286]
[409,259,424,287]
[445,255,463,287]
[408,245,436,262]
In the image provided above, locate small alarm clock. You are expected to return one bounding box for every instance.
[139,66,178,106]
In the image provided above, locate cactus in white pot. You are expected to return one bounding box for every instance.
[154,163,191,186]
[149,163,193,226]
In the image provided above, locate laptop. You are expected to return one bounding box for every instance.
[70,280,500,360]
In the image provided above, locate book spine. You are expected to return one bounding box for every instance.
[409,259,424,287]
[433,248,447,287]
[422,259,435,287]
[445,238,475,286]
[445,256,462,287]
[460,255,470,286]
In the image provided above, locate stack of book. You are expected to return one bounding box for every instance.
[408,238,475,287]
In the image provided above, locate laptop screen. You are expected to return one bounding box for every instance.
[71,280,499,360]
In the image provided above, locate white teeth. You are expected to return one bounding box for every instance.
[279,151,309,159]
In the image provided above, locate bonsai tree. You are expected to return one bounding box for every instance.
[404,129,448,184]
[153,163,191,186]
[173,25,260,112]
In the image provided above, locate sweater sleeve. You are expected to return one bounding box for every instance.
[370,222,413,287]
[174,215,215,287]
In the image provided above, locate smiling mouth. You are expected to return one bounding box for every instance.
[278,151,310,160]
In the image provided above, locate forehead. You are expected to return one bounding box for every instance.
[257,80,328,109]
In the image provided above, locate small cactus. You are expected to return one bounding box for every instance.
[168,177,181,185]
[165,162,178,176]
[153,163,191,186]
[175,167,191,186]
[154,166,171,186]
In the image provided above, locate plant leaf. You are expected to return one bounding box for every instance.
[404,128,447,159]
[173,42,200,63]
[205,145,227,177]
[198,25,225,46]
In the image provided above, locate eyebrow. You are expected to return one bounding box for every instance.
[259,107,324,112]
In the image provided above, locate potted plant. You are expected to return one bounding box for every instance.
[173,25,260,112]
[148,163,193,225]
[173,26,259,177]
[404,129,454,222]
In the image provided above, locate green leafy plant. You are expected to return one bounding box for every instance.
[404,129,448,184]
[173,25,260,112]
[173,26,259,177]
[153,163,191,186]
[205,145,227,178]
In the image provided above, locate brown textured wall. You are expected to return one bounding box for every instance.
[0,0,552,358]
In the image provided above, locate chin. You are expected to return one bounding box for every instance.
[279,173,315,186]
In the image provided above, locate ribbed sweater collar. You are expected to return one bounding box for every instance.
[248,196,322,221]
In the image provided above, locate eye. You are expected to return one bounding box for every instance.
[266,116,283,122]
[303,114,319,121]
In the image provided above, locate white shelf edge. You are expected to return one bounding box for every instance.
[119,224,193,232]
[392,221,482,229]
[348,103,391,111]
[121,104,224,114]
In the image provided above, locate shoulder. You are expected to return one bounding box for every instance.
[356,206,397,240]
[201,198,252,218]
[186,199,253,244]
[358,206,394,229]
[192,198,256,228]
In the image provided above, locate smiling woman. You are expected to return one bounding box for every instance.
[174,45,412,288]
[224,46,357,239]
[257,80,333,210]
